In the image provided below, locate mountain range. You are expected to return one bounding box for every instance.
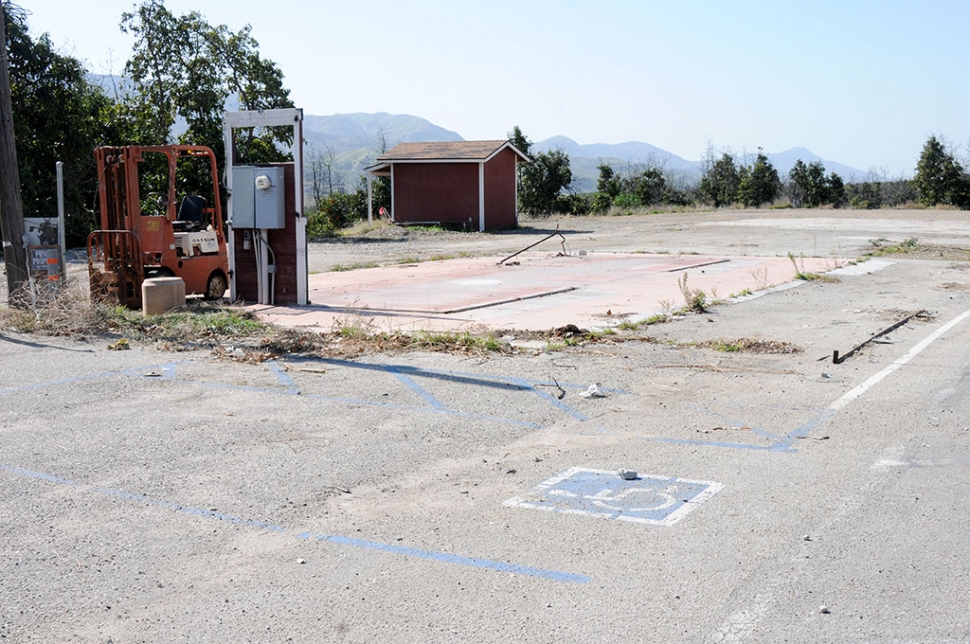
[80,77,867,192]
[302,113,867,193]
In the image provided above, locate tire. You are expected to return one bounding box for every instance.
[145,267,175,279]
[204,272,227,300]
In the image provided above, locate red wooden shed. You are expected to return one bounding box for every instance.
[365,140,530,231]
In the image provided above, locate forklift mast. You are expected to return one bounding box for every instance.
[87,145,230,308]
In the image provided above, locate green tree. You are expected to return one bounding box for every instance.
[509,126,573,216]
[591,162,619,213]
[624,166,667,206]
[847,181,882,209]
[737,152,781,208]
[4,4,119,246]
[698,149,740,207]
[120,0,293,167]
[827,172,846,208]
[596,163,621,199]
[788,160,830,208]
[913,135,966,207]
[508,125,531,157]
[518,149,573,216]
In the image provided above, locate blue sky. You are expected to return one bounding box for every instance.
[19,0,970,177]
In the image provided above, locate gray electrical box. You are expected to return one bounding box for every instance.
[231,166,286,229]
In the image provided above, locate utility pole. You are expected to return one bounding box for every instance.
[0,1,29,306]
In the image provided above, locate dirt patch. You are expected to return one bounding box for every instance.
[868,241,970,261]
[937,282,970,291]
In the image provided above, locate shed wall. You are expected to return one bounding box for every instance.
[393,163,479,228]
[484,148,519,230]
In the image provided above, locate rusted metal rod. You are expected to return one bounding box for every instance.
[832,309,927,364]
[497,225,566,265]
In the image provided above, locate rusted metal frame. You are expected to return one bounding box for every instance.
[497,225,566,265]
[832,309,928,364]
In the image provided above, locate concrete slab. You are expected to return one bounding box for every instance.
[252,251,840,333]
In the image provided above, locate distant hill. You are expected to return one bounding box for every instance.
[303,113,461,149]
[533,137,866,192]
[533,135,700,175]
[301,113,463,191]
[77,86,867,194]
[764,147,865,182]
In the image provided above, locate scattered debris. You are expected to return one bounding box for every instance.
[580,383,606,398]
[551,377,565,399]
[803,535,812,541]
[107,338,130,350]
[553,323,588,337]
[297,558,307,565]
[534,377,567,399]
[618,469,638,480]
[819,605,831,614]
[698,426,752,434]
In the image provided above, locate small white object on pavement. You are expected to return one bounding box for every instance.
[580,383,607,398]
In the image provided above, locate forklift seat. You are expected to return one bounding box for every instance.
[176,195,206,231]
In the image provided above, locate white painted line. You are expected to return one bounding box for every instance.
[828,307,970,413]
[505,467,724,527]
[710,592,775,643]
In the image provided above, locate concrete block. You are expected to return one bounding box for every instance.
[142,277,186,315]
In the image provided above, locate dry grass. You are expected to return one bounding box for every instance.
[0,275,802,362]
[867,237,970,261]
[0,277,108,336]
[694,337,803,354]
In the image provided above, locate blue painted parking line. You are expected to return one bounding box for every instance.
[384,365,450,411]
[0,360,189,395]
[682,402,781,442]
[647,402,833,453]
[0,356,626,433]
[266,360,300,395]
[505,467,724,527]
[1,463,590,585]
[296,532,589,584]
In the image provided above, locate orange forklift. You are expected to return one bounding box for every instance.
[87,145,230,307]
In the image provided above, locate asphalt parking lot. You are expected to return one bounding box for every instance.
[2,210,970,643]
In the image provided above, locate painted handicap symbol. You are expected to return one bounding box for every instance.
[548,485,678,513]
[505,467,724,526]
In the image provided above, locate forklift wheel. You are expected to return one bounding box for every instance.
[205,273,227,300]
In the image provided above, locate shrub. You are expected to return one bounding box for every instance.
[306,190,368,237]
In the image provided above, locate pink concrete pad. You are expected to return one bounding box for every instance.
[307,254,727,313]
[252,252,840,333]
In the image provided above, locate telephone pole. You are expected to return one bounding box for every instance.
[0,1,29,306]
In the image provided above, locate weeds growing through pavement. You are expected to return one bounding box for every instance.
[678,272,707,313]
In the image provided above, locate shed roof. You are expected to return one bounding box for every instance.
[376,140,529,163]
